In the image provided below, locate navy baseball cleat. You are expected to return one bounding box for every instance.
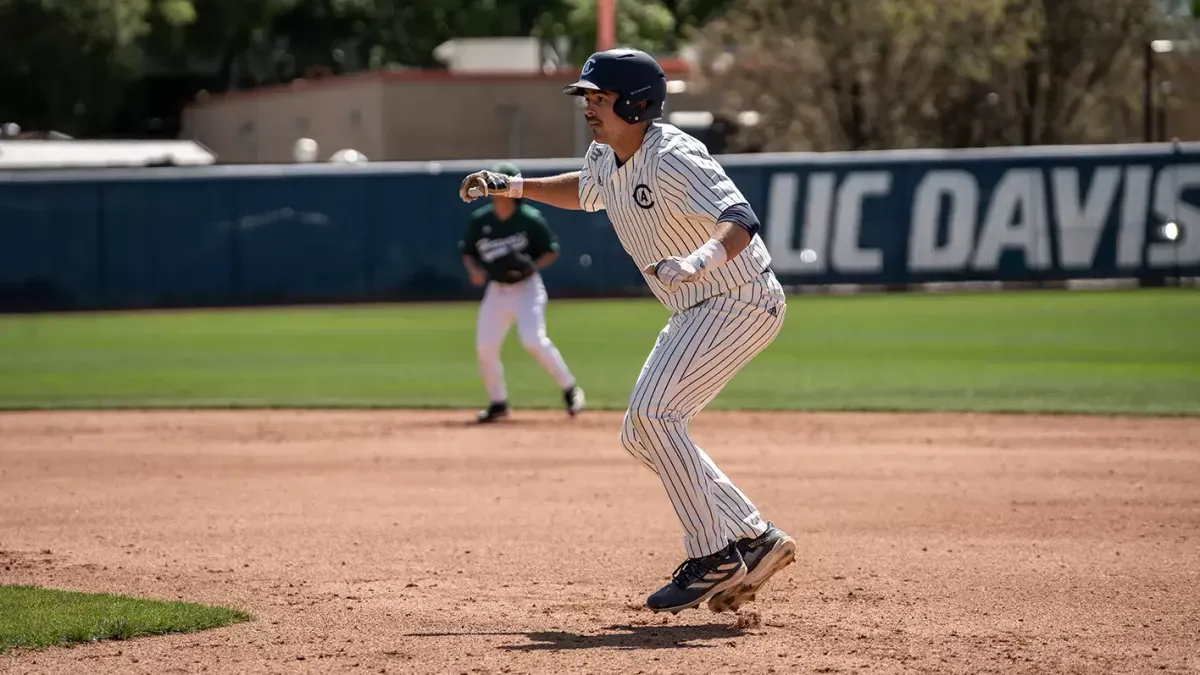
[706,522,797,613]
[564,385,586,416]
[646,542,747,614]
[476,401,509,423]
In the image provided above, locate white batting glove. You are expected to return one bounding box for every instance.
[643,239,728,293]
[459,170,523,202]
[644,256,706,293]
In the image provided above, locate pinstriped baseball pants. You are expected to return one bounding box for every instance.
[621,271,787,559]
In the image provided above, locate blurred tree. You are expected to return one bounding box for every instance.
[143,0,580,84]
[0,0,195,136]
[348,0,577,69]
[532,0,738,62]
[534,0,674,63]
[0,0,738,136]
[694,0,1165,151]
[133,0,582,136]
[1018,0,1163,145]
[655,0,735,50]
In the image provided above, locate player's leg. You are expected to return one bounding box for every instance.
[624,392,783,614]
[515,273,584,415]
[619,328,667,472]
[629,307,780,557]
[669,275,796,613]
[629,275,791,613]
[619,339,759,523]
[621,411,769,535]
[475,283,517,422]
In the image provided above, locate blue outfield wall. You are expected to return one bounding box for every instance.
[1,142,1198,311]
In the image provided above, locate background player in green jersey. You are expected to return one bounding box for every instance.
[459,162,585,423]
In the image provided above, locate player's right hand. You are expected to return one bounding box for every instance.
[459,170,516,202]
[468,268,486,287]
[643,256,703,293]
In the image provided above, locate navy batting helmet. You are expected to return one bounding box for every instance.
[562,49,667,125]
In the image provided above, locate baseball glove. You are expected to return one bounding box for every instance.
[497,252,538,283]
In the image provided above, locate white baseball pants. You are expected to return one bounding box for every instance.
[620,271,787,559]
[476,273,576,403]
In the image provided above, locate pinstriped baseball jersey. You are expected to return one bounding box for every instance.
[576,122,786,561]
[578,122,773,313]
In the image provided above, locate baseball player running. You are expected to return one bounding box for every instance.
[459,50,795,614]
[459,162,586,423]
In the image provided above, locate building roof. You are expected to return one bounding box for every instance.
[187,58,693,109]
[0,139,217,169]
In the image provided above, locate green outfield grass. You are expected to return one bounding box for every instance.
[0,585,251,653]
[0,288,1197,415]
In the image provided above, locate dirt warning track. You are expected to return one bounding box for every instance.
[2,409,1198,674]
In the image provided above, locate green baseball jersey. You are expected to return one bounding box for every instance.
[459,203,559,282]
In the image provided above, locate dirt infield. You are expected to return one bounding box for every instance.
[2,409,1198,674]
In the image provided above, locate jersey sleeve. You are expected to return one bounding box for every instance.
[458,215,481,260]
[657,140,747,221]
[525,208,559,257]
[578,142,606,212]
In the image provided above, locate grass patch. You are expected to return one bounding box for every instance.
[0,585,251,654]
[0,288,1197,415]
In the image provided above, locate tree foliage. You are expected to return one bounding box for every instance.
[535,0,674,64]
[0,0,192,134]
[0,0,731,136]
[693,0,1169,152]
[0,0,1175,146]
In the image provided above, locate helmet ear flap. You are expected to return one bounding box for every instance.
[613,96,633,124]
[614,97,662,124]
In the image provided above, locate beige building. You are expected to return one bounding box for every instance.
[180,59,722,164]
[180,45,1200,164]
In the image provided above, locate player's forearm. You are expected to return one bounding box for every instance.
[536,251,559,269]
[520,172,583,211]
[685,205,760,271]
[713,221,752,260]
[463,255,485,277]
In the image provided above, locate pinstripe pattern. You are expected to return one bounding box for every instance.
[579,123,773,314]
[579,122,788,559]
[620,271,786,557]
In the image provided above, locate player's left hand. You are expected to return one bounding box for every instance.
[498,252,539,282]
[643,256,706,293]
[513,252,538,272]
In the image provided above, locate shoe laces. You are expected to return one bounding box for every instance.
[669,557,714,588]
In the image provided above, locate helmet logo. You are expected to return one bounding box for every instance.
[582,58,596,76]
[633,184,655,210]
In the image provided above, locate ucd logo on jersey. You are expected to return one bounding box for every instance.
[760,158,1200,281]
[633,184,655,209]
